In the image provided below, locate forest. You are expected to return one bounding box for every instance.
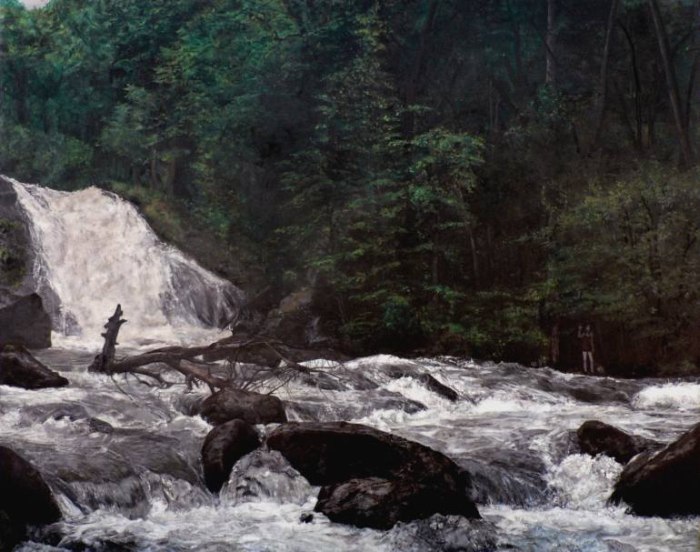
[2,0,700,375]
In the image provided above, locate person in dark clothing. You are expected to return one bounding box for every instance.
[578,324,594,373]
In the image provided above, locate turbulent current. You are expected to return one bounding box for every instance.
[1,180,699,551]
[3,354,700,551]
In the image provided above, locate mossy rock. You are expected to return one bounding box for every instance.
[0,216,27,288]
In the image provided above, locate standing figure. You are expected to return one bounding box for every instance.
[578,324,594,373]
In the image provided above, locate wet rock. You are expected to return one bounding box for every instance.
[267,422,469,488]
[224,449,313,505]
[0,345,68,389]
[0,446,61,550]
[316,476,479,530]
[201,419,260,493]
[417,374,459,402]
[388,514,498,552]
[298,371,347,391]
[382,365,459,401]
[610,422,700,516]
[458,449,548,506]
[535,374,634,405]
[577,420,659,464]
[300,512,314,524]
[88,418,115,434]
[284,391,425,422]
[198,388,287,426]
[382,363,421,380]
[267,421,479,527]
[0,179,33,292]
[21,403,89,424]
[0,293,52,349]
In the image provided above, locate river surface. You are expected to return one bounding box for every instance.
[3,178,699,551]
[2,350,699,551]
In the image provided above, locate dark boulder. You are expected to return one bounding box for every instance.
[417,374,459,402]
[0,346,68,389]
[0,293,52,349]
[610,422,700,516]
[316,476,478,530]
[267,422,479,527]
[382,364,459,401]
[198,388,287,426]
[0,446,61,550]
[201,419,261,492]
[577,420,659,464]
[267,422,464,486]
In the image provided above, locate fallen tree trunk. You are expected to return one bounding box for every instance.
[88,305,312,393]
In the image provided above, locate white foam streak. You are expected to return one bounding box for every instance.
[634,382,700,410]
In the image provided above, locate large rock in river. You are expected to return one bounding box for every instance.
[610,422,700,516]
[316,476,476,530]
[0,293,52,349]
[199,388,287,426]
[577,420,659,464]
[0,446,61,550]
[201,419,260,493]
[266,422,465,486]
[267,422,479,528]
[0,345,68,389]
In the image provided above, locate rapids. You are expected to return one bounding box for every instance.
[1,179,699,550]
[2,352,698,551]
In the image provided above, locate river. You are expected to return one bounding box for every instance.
[2,179,699,551]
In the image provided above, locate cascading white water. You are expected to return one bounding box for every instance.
[8,177,243,346]
[4,352,700,551]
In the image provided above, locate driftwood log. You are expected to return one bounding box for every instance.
[88,305,312,393]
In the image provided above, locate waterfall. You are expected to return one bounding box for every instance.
[8,177,243,346]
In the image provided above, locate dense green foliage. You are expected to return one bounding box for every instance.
[3,0,700,372]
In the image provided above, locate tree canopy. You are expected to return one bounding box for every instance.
[3,0,700,373]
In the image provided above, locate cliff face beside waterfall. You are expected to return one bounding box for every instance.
[0,176,52,348]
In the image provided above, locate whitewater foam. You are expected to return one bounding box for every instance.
[9,178,243,346]
[633,382,700,410]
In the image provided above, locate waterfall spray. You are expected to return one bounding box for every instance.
[8,177,243,346]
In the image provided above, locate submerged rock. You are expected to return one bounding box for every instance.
[387,514,498,552]
[0,293,52,349]
[224,449,313,505]
[198,388,287,426]
[201,419,260,493]
[610,422,700,516]
[0,446,61,550]
[417,374,459,402]
[0,345,68,389]
[267,422,479,528]
[577,420,659,464]
[382,364,459,401]
[316,476,478,530]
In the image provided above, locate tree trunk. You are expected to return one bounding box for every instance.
[403,0,440,134]
[684,0,700,131]
[468,226,480,289]
[546,0,557,86]
[88,305,127,374]
[593,0,620,148]
[648,0,694,165]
